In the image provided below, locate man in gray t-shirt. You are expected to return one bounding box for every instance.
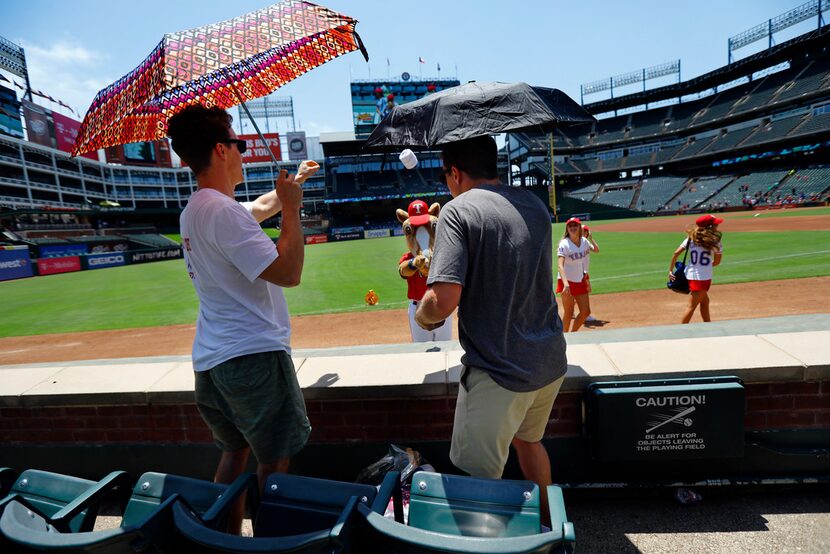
[415,135,567,523]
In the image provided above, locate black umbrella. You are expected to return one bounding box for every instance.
[364,81,595,151]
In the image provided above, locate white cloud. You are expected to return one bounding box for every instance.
[24,42,102,65]
[18,39,110,118]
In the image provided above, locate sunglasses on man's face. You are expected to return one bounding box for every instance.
[220,139,247,154]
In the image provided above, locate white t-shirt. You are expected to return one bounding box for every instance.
[180,188,290,371]
[557,237,592,284]
[679,238,722,281]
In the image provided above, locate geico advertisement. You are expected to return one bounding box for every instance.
[84,253,127,270]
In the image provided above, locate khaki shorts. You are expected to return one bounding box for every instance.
[195,351,311,464]
[450,366,564,479]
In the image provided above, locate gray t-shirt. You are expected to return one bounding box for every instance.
[427,185,567,392]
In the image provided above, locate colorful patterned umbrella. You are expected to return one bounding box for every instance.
[72,0,367,157]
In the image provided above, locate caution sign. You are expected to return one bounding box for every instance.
[586,376,745,461]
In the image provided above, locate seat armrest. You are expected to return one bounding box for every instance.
[0,468,17,497]
[330,495,359,550]
[199,472,258,529]
[372,471,400,515]
[50,471,132,532]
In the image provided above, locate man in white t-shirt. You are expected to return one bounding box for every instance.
[168,105,317,533]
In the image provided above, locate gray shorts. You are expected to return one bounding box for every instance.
[194,350,311,464]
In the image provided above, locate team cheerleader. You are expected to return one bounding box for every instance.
[669,214,724,323]
[557,217,599,332]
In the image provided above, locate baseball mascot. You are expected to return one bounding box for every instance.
[397,199,453,342]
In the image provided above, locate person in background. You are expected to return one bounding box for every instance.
[557,217,598,332]
[669,214,724,323]
[581,225,599,323]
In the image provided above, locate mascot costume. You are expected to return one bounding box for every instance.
[397,199,453,342]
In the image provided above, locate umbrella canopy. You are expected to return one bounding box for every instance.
[364,81,594,151]
[72,0,367,157]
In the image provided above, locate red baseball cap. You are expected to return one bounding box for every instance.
[582,225,590,232]
[387,93,395,100]
[407,200,431,226]
[565,217,581,226]
[696,214,724,227]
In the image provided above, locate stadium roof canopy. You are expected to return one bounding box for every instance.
[584,26,830,114]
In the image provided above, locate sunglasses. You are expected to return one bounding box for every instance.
[219,139,247,154]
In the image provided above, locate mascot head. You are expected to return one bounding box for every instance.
[397,200,440,267]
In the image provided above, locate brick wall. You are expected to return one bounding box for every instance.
[2,382,827,447]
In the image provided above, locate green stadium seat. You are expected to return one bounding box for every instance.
[356,471,576,554]
[0,469,130,534]
[172,471,398,553]
[0,471,246,552]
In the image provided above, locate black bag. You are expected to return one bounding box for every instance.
[667,241,691,294]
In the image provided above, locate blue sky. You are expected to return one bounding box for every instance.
[0,1,817,137]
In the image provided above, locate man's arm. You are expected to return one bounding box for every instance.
[415,282,461,330]
[248,190,282,223]
[258,170,304,287]
[247,161,319,223]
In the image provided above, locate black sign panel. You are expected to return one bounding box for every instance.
[129,248,183,264]
[586,376,745,461]
[330,231,362,242]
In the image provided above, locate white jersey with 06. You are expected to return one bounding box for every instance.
[680,238,722,281]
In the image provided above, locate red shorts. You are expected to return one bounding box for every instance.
[689,279,712,292]
[557,277,589,296]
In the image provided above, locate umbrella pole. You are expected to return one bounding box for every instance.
[549,132,558,224]
[226,79,282,167]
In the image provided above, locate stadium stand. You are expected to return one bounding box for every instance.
[790,111,830,138]
[781,167,830,199]
[674,136,718,159]
[706,125,758,153]
[636,176,688,212]
[668,176,731,210]
[628,108,670,140]
[594,183,638,209]
[704,170,790,208]
[740,114,806,147]
[729,70,794,117]
[768,62,830,107]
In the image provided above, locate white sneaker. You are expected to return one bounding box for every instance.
[586,315,597,322]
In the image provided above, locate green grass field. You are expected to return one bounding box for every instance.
[1,212,828,337]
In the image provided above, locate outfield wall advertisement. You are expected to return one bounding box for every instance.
[38,244,88,258]
[0,246,33,281]
[129,248,183,264]
[37,256,81,275]
[83,252,127,270]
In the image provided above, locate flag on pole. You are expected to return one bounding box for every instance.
[418,56,426,64]
[437,63,441,72]
[386,57,390,66]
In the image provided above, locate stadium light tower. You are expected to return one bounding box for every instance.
[237,95,295,134]
[728,0,829,63]
[0,34,32,101]
[580,60,680,107]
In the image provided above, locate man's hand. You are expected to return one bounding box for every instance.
[276,169,302,212]
[295,160,320,185]
[415,314,445,331]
